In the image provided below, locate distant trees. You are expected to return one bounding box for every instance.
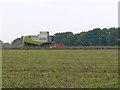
[0,40,11,48]
[54,27,119,46]
[0,40,3,48]
[11,37,23,46]
[54,32,74,46]
[3,43,11,47]
[0,37,23,48]
[2,27,119,47]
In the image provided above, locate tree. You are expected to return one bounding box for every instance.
[54,32,74,46]
[53,27,118,46]
[0,40,3,48]
[11,37,23,46]
[3,43,11,48]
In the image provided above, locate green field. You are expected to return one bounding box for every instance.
[2,50,118,88]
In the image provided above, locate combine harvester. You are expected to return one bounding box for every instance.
[23,31,54,47]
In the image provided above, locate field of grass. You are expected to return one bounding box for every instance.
[2,50,118,88]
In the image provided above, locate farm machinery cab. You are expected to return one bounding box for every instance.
[23,31,54,47]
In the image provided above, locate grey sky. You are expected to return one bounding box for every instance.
[0,0,119,43]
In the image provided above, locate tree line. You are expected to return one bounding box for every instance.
[0,27,120,47]
[54,27,119,46]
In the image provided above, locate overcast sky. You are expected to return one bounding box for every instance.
[0,0,119,43]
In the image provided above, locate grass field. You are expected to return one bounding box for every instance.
[2,50,118,88]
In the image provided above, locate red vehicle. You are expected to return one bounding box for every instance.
[53,44,64,48]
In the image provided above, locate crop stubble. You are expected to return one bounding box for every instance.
[2,50,118,88]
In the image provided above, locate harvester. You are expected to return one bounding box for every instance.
[23,31,54,47]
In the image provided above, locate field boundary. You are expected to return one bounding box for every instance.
[2,46,120,50]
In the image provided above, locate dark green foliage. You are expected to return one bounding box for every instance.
[118,28,120,46]
[0,40,3,47]
[11,37,23,46]
[10,27,119,46]
[3,43,11,47]
[0,40,3,44]
[54,27,119,46]
[54,32,74,46]
[0,40,11,48]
